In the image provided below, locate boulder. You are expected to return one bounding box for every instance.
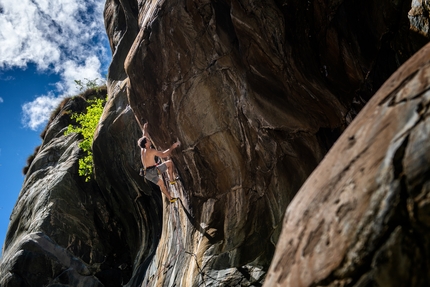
[264,42,430,287]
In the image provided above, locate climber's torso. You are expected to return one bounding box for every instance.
[141,148,158,168]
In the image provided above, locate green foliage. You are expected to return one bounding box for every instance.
[74,78,103,93]
[65,97,106,182]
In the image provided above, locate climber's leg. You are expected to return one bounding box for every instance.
[157,178,177,203]
[157,178,170,199]
[164,160,176,184]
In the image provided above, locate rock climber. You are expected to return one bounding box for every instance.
[137,122,180,203]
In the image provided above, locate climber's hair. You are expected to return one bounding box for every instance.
[138,137,148,148]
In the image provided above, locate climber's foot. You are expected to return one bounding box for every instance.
[170,176,180,185]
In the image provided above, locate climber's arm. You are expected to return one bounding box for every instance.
[143,122,148,136]
[153,141,181,158]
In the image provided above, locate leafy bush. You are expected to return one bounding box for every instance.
[65,96,106,181]
[74,78,104,92]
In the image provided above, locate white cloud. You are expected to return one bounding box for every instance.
[20,56,106,130]
[22,93,63,130]
[0,0,107,69]
[60,56,103,96]
[0,97,3,103]
[0,0,110,130]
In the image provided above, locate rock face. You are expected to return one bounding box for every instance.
[409,0,430,37]
[1,0,429,287]
[264,42,430,287]
[0,91,146,287]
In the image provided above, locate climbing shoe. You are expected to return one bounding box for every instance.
[169,197,178,203]
[170,176,180,185]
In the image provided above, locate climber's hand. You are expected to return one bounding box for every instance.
[174,141,181,148]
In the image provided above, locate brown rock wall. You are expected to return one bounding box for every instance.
[264,42,430,287]
[1,0,429,286]
[102,0,428,285]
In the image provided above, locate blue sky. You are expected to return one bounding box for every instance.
[0,0,111,256]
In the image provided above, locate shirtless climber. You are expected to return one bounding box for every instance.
[137,123,180,203]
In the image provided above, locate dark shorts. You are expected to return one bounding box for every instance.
[144,163,167,184]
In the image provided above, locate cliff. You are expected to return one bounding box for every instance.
[0,0,429,286]
[265,41,430,287]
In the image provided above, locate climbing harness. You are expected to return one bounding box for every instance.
[140,165,157,176]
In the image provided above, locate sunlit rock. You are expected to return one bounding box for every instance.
[264,42,430,287]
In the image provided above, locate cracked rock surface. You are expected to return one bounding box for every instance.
[264,43,430,287]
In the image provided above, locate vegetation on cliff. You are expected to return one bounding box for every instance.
[65,91,106,181]
[23,83,108,177]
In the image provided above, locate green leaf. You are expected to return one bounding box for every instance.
[65,95,106,181]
